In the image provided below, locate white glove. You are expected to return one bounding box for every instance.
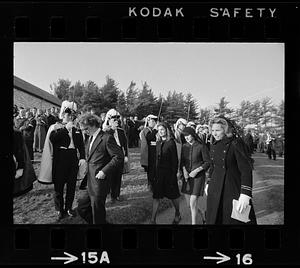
[124,156,128,163]
[78,159,86,167]
[204,184,209,196]
[183,169,189,180]
[15,169,24,179]
[95,170,106,180]
[13,155,17,169]
[236,193,251,213]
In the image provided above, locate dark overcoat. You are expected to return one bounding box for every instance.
[50,126,85,181]
[13,129,36,196]
[207,136,257,225]
[86,131,124,197]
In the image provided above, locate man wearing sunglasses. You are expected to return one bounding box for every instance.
[103,109,129,204]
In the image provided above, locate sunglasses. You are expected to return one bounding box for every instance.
[110,115,120,119]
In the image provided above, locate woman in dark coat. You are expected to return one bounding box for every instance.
[150,122,181,224]
[13,128,37,197]
[181,127,211,224]
[206,117,257,225]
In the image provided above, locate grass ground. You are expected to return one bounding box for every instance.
[13,149,284,225]
[252,152,284,224]
[13,148,174,224]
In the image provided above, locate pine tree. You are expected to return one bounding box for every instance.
[215,96,233,116]
[135,81,157,119]
[50,78,72,100]
[185,92,198,121]
[100,75,119,112]
[117,90,127,116]
[81,80,103,114]
[126,81,139,116]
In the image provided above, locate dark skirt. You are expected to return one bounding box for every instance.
[13,142,37,197]
[152,168,180,200]
[181,175,205,196]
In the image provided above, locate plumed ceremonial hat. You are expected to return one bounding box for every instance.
[59,100,77,119]
[147,114,158,120]
[187,121,196,127]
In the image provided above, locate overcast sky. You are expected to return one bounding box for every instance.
[14,42,284,109]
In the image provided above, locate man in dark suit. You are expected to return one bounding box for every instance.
[49,106,86,220]
[77,113,124,224]
[79,124,90,190]
[103,111,129,203]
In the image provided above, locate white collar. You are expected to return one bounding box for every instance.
[92,128,101,139]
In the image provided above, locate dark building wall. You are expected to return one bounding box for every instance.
[14,87,60,110]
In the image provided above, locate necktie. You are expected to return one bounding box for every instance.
[89,135,94,152]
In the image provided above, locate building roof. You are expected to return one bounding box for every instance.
[14,76,62,107]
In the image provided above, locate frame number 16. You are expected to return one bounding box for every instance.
[236,254,253,265]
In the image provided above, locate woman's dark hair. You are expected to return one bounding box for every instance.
[79,113,101,128]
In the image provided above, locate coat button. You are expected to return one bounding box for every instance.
[222,166,225,168]
[223,150,226,153]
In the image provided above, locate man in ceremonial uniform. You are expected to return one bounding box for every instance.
[49,101,86,220]
[140,114,158,191]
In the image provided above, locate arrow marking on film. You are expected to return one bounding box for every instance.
[51,252,78,264]
[204,252,231,264]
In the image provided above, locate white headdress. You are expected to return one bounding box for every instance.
[196,124,203,134]
[187,121,196,128]
[59,100,77,119]
[144,114,158,127]
[103,108,120,131]
[174,118,187,130]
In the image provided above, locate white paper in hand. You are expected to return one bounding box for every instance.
[231,199,251,223]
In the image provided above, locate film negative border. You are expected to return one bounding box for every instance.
[7,3,290,41]
[1,0,300,265]
[5,226,298,265]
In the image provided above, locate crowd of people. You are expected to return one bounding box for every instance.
[13,101,284,225]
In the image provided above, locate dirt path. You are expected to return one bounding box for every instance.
[144,152,284,225]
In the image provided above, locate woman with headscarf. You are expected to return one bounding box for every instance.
[140,114,158,191]
[180,127,210,224]
[103,108,128,203]
[150,122,181,224]
[205,117,257,224]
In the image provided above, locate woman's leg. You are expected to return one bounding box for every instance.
[171,198,180,216]
[184,194,190,209]
[151,198,160,223]
[190,195,198,225]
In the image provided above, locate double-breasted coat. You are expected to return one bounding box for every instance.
[207,136,257,225]
[180,140,211,196]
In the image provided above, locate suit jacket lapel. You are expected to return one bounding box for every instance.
[88,132,103,160]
